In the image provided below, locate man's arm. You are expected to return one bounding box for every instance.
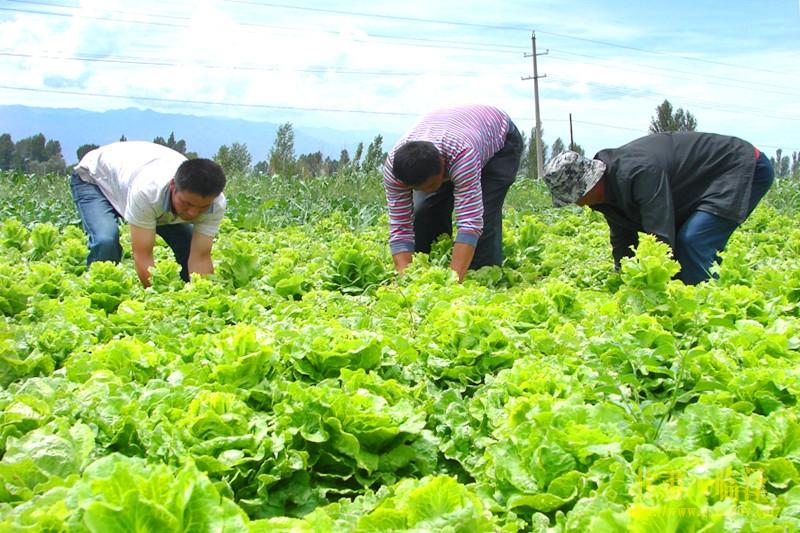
[450,147,484,282]
[607,220,638,270]
[392,251,413,274]
[130,224,157,287]
[450,242,475,282]
[383,161,416,273]
[188,232,215,277]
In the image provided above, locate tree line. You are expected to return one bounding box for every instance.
[2,100,798,179]
[0,126,389,179]
[255,122,389,178]
[0,133,67,175]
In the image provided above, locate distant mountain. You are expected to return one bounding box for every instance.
[0,105,393,165]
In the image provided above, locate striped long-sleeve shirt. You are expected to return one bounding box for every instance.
[383,104,510,254]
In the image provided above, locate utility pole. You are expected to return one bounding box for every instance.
[522,31,547,178]
[569,113,575,150]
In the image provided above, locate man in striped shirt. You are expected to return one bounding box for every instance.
[383,104,523,282]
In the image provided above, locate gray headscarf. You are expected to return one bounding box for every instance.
[542,151,606,207]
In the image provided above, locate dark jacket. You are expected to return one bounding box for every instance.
[591,132,757,267]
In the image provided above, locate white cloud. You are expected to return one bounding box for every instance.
[1,0,798,153]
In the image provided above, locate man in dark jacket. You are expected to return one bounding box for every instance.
[542,132,774,284]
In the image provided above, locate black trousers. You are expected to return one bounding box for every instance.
[412,120,523,269]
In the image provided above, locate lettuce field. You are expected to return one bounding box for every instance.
[1,172,799,532]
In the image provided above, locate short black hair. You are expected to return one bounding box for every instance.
[174,159,226,197]
[392,141,442,186]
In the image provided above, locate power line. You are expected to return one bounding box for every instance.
[5,0,790,77]
[2,2,796,150]
[3,3,791,93]
[2,84,795,153]
[0,5,184,28]
[544,117,643,133]
[0,5,525,55]
[222,0,786,75]
[0,51,487,78]
[222,0,534,32]
[0,84,419,116]
[4,83,794,152]
[2,45,792,106]
[8,0,190,23]
[544,76,800,122]
[535,30,783,75]
[547,49,800,97]
[9,50,794,122]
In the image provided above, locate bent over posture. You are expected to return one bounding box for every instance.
[71,141,227,287]
[542,131,774,284]
[383,104,523,281]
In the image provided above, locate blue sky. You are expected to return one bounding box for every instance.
[1,0,798,157]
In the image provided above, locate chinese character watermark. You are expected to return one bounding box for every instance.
[631,465,774,519]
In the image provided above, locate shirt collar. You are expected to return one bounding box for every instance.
[161,183,216,215]
[161,185,171,212]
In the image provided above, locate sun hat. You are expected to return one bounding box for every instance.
[542,151,606,207]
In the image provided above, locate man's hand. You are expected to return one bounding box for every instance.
[130,224,156,287]
[393,244,475,282]
[450,242,475,282]
[188,232,215,277]
[392,251,413,275]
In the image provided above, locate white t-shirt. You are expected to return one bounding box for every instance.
[75,141,226,237]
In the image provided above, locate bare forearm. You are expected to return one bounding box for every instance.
[188,254,214,277]
[392,251,413,274]
[133,253,155,288]
[129,225,157,288]
[450,242,475,282]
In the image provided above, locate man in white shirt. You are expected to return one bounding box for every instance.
[71,141,227,287]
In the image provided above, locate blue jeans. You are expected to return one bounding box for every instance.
[674,152,775,284]
[70,175,194,281]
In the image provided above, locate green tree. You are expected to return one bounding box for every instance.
[0,133,13,170]
[45,139,61,158]
[268,122,296,176]
[13,133,47,168]
[10,133,65,173]
[550,137,585,157]
[779,155,790,177]
[771,149,791,178]
[352,142,364,172]
[253,160,269,175]
[525,128,549,179]
[324,156,336,175]
[77,144,100,161]
[297,151,324,177]
[568,136,586,156]
[28,156,66,175]
[153,132,188,154]
[551,137,566,159]
[338,149,351,172]
[363,134,387,172]
[648,99,697,133]
[214,142,252,176]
